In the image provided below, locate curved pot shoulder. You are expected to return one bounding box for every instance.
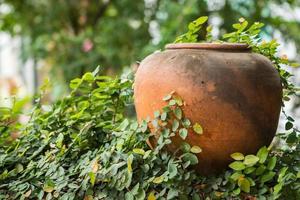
[134,43,282,174]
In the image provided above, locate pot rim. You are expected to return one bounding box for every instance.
[165,42,250,50]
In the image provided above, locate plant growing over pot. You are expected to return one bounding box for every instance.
[0,17,299,199]
[134,16,295,174]
[134,16,300,198]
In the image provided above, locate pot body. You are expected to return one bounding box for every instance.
[134,43,282,174]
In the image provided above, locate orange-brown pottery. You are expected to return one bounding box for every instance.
[134,43,282,174]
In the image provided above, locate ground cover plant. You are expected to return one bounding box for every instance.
[0,17,299,199]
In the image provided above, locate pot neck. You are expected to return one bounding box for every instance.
[165,43,251,51]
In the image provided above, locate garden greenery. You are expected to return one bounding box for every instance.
[0,16,299,199]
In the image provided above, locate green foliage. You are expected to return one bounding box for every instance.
[175,16,208,43]
[0,0,154,85]
[3,0,300,91]
[193,123,203,135]
[1,16,300,199]
[221,18,299,99]
[0,70,205,199]
[228,148,283,197]
[175,15,300,141]
[172,15,300,199]
[0,97,29,147]
[219,18,300,160]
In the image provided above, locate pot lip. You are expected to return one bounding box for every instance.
[165,42,250,50]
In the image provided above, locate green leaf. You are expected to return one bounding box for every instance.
[162,106,171,113]
[238,178,250,193]
[255,165,266,176]
[285,121,293,130]
[15,163,24,173]
[161,128,170,138]
[143,150,152,159]
[193,123,203,134]
[163,94,172,101]
[248,177,255,186]
[169,99,176,106]
[89,172,96,186]
[287,116,295,122]
[179,128,188,140]
[232,188,241,196]
[249,22,264,30]
[69,78,82,89]
[136,188,146,200]
[181,142,191,153]
[130,121,139,130]
[222,32,236,39]
[182,153,198,165]
[140,120,148,133]
[261,171,276,183]
[173,96,183,106]
[172,119,180,131]
[68,183,79,189]
[229,161,246,171]
[243,155,259,166]
[168,163,178,179]
[273,182,283,195]
[82,72,94,81]
[278,167,288,182]
[160,112,167,121]
[230,172,244,181]
[182,118,191,128]
[153,176,164,184]
[148,191,156,200]
[131,183,139,195]
[152,119,159,128]
[194,16,208,25]
[230,153,244,161]
[240,21,248,31]
[190,146,202,154]
[167,189,179,199]
[125,192,134,200]
[290,62,300,67]
[267,156,277,170]
[174,107,182,119]
[0,170,8,180]
[232,23,241,30]
[118,119,130,131]
[244,167,256,174]
[133,148,145,155]
[188,22,196,31]
[154,110,160,118]
[43,180,55,193]
[256,146,269,164]
[127,154,133,173]
[286,132,297,144]
[56,133,64,148]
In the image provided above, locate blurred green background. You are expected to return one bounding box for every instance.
[0,0,300,101]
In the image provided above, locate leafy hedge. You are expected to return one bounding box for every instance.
[0,17,299,199]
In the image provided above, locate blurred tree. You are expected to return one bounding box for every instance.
[0,0,155,85]
[152,0,300,52]
[0,0,300,87]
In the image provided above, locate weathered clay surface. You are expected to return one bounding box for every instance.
[134,43,282,174]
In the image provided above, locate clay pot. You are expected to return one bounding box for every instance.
[134,43,282,174]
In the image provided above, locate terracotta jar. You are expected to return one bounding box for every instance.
[134,43,282,174]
